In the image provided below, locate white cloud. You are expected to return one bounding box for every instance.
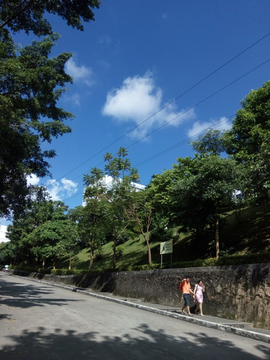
[26,174,40,186]
[46,178,78,201]
[102,72,196,139]
[187,117,232,138]
[99,35,112,45]
[65,93,81,106]
[26,174,77,201]
[65,58,94,86]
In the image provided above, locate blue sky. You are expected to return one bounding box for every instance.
[2,0,270,223]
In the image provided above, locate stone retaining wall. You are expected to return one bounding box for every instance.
[13,263,270,329]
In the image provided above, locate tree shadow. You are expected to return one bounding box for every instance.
[0,323,269,360]
[0,276,81,309]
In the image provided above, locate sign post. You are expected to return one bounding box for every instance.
[160,240,173,268]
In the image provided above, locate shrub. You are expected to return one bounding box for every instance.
[116,245,124,259]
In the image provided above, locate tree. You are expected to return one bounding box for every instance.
[121,185,153,266]
[191,129,227,156]
[6,186,53,265]
[242,140,270,203]
[75,204,107,270]
[65,210,81,270]
[223,81,270,201]
[28,201,71,269]
[224,81,270,163]
[0,0,100,217]
[83,148,143,269]
[172,155,243,258]
[0,0,100,36]
[0,33,73,217]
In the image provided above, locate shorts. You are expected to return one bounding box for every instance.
[183,293,190,307]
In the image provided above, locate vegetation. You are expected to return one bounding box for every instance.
[1,53,270,273]
[0,0,100,218]
[3,202,270,274]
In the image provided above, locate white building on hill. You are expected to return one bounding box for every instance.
[82,175,145,207]
[0,225,9,243]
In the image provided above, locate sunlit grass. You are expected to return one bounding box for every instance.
[55,202,270,271]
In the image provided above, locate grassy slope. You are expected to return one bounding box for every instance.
[58,203,270,271]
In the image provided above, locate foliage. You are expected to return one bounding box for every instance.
[191,128,227,156]
[223,81,270,202]
[172,155,243,258]
[0,0,100,36]
[24,201,74,269]
[83,148,141,269]
[224,81,270,162]
[116,245,124,259]
[0,0,100,218]
[5,186,54,265]
[73,204,107,270]
[0,33,74,217]
[4,188,79,270]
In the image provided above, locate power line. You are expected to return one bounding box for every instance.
[126,58,270,148]
[56,31,270,182]
[61,116,233,204]
[69,56,270,183]
[135,116,234,167]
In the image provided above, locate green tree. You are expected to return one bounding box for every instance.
[6,186,53,265]
[0,0,100,36]
[75,204,107,270]
[28,201,71,269]
[122,186,153,266]
[223,81,270,201]
[103,148,140,267]
[172,155,243,258]
[224,81,270,163]
[0,0,100,217]
[0,33,73,217]
[191,129,227,156]
[83,148,143,269]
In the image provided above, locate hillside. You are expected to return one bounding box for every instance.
[57,202,270,272]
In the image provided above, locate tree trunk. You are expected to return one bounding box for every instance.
[215,216,220,259]
[42,259,45,269]
[69,252,72,270]
[89,247,94,270]
[113,237,116,270]
[146,236,152,265]
[53,260,56,270]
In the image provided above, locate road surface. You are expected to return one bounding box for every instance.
[0,272,269,359]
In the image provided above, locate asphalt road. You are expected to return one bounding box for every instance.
[0,272,270,360]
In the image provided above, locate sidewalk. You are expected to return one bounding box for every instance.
[9,273,270,344]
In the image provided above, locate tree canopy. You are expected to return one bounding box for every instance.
[0,0,100,217]
[0,0,100,36]
[0,33,73,217]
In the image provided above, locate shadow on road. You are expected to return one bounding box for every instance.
[0,275,80,309]
[0,323,269,360]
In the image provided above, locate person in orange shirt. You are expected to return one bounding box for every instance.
[179,277,194,316]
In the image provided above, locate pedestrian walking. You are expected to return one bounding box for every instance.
[179,277,194,316]
[194,280,205,316]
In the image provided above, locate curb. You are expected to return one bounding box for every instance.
[9,274,270,344]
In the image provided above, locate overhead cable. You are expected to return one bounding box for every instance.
[56,32,270,181]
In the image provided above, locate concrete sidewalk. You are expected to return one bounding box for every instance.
[9,273,270,344]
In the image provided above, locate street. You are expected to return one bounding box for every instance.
[0,272,269,360]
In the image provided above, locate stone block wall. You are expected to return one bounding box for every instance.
[14,263,270,329]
